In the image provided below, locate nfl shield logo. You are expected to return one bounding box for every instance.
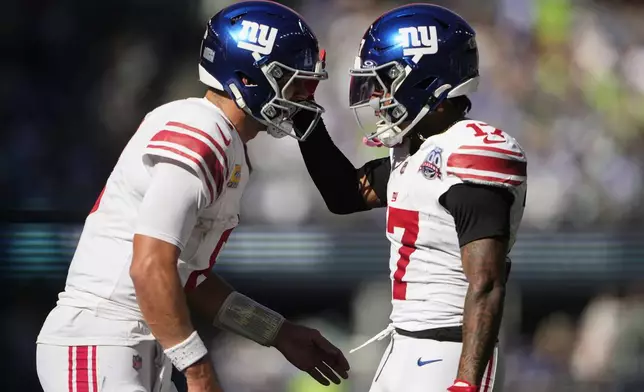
[132,354,143,371]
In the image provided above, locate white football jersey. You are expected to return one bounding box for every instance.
[37,97,250,345]
[386,119,527,331]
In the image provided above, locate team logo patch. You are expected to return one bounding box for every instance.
[132,355,143,371]
[419,146,443,180]
[227,164,242,188]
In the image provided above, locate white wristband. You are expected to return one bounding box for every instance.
[213,292,285,346]
[163,331,208,372]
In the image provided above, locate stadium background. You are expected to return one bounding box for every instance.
[2,0,644,391]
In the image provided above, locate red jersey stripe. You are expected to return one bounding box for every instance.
[68,346,73,392]
[150,131,226,195]
[447,153,527,177]
[215,124,231,146]
[446,171,524,186]
[184,227,235,292]
[75,346,89,392]
[151,130,226,178]
[166,121,229,167]
[458,145,525,157]
[482,350,495,392]
[146,144,220,200]
[91,346,98,392]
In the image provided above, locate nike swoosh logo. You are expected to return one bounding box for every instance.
[417,358,443,367]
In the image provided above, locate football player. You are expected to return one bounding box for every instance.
[295,4,527,392]
[35,2,349,392]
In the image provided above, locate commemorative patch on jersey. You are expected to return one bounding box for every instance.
[419,146,443,180]
[227,164,242,188]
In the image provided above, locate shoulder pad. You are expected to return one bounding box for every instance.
[446,121,526,188]
[142,101,235,204]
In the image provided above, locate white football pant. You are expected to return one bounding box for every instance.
[368,332,503,392]
[36,342,177,392]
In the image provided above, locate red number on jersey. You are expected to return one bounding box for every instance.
[387,206,420,300]
[89,186,106,214]
[184,227,235,292]
[466,122,506,144]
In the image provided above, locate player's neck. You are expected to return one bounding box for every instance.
[204,90,261,143]
[418,112,464,139]
[409,112,465,154]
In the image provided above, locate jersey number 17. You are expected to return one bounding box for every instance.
[387,206,420,300]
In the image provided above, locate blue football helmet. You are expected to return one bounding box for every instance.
[199,1,327,140]
[349,4,479,147]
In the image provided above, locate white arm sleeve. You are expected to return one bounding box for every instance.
[134,162,207,250]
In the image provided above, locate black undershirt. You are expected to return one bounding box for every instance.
[296,110,389,214]
[440,184,515,281]
[356,157,390,204]
[439,183,514,247]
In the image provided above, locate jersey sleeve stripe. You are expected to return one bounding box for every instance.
[215,124,232,146]
[166,121,229,168]
[146,144,216,202]
[148,130,226,197]
[447,153,527,177]
[446,167,525,182]
[150,130,226,186]
[446,172,523,186]
[145,140,223,201]
[457,145,525,157]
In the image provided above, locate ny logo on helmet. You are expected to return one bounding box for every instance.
[237,20,278,55]
[398,26,438,63]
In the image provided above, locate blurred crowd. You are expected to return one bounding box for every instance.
[3,0,644,228]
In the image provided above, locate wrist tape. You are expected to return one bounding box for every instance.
[213,291,285,346]
[163,331,208,372]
